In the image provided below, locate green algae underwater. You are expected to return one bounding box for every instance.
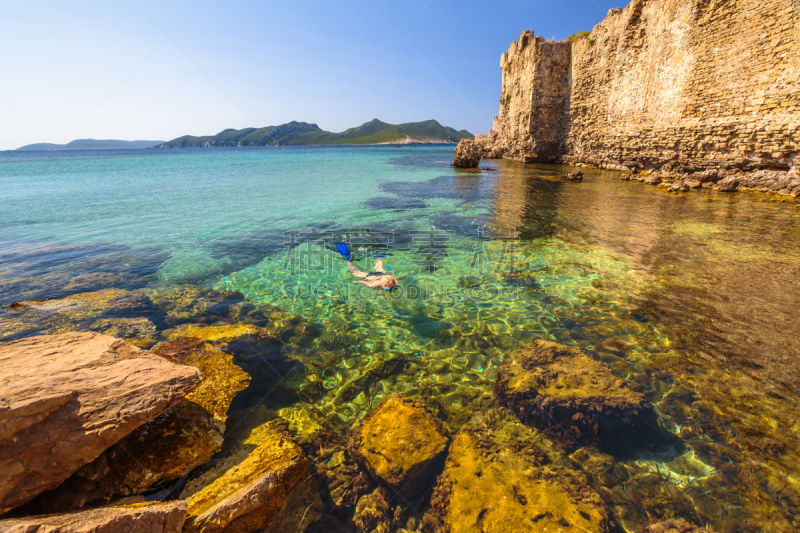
[1,145,800,531]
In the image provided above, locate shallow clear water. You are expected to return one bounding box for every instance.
[2,146,800,531]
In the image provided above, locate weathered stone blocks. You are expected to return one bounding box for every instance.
[484,0,800,197]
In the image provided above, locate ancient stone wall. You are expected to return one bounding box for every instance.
[488,31,571,162]
[485,0,800,196]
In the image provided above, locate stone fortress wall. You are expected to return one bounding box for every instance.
[478,0,800,197]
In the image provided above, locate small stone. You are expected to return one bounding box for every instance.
[561,170,584,181]
[453,139,483,168]
[353,488,390,531]
[349,395,447,498]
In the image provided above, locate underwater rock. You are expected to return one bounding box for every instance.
[13,288,154,321]
[144,286,246,326]
[161,322,298,410]
[431,409,610,533]
[0,288,158,341]
[20,337,251,512]
[349,395,447,499]
[635,519,714,533]
[353,488,391,531]
[0,501,187,533]
[561,170,584,181]
[180,418,321,533]
[301,431,374,516]
[162,322,279,361]
[0,332,202,514]
[89,317,159,348]
[453,139,483,168]
[494,340,659,454]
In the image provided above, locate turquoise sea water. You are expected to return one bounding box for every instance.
[2,146,800,531]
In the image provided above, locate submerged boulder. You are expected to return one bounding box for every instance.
[89,317,159,348]
[144,286,246,326]
[349,395,447,498]
[431,409,610,532]
[180,418,321,533]
[162,322,279,361]
[0,332,202,514]
[453,139,483,168]
[22,337,250,512]
[0,501,187,533]
[0,288,158,342]
[495,340,659,453]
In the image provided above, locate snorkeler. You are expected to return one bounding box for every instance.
[336,243,398,290]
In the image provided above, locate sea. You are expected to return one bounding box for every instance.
[1,145,799,531]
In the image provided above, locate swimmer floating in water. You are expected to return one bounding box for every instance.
[336,243,398,290]
[347,258,398,290]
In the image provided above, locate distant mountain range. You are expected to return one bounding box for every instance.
[155,119,473,148]
[16,139,164,151]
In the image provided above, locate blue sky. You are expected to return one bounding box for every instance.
[0,0,620,150]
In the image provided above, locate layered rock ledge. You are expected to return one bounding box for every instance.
[0,501,187,533]
[0,332,202,514]
[25,337,251,511]
[180,418,321,533]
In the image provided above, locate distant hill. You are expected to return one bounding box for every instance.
[155,119,473,148]
[16,139,163,151]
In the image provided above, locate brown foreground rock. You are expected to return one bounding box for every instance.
[22,337,252,512]
[431,409,610,532]
[453,139,483,168]
[495,340,659,454]
[635,518,714,533]
[0,332,202,514]
[181,418,321,533]
[0,501,186,533]
[349,395,447,498]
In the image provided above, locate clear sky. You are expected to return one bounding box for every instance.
[0,0,621,150]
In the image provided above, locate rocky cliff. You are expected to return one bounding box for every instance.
[480,0,800,196]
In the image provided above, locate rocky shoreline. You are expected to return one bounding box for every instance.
[0,280,721,532]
